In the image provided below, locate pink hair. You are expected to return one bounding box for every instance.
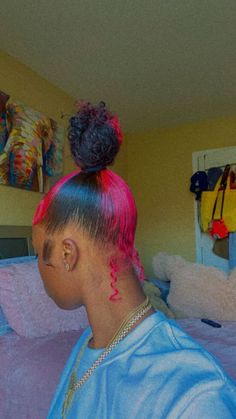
[109,116,123,145]
[33,169,80,226]
[100,170,144,300]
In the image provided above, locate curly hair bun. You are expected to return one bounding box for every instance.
[68,101,123,171]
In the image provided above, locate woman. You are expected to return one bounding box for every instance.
[32,102,236,418]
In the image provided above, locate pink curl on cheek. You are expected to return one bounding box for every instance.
[32,169,80,225]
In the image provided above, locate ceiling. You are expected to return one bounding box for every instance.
[0,0,236,132]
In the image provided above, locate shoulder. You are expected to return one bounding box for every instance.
[174,381,236,419]
[109,313,236,417]
[122,312,233,385]
[155,315,230,378]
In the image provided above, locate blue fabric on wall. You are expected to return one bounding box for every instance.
[229,232,236,270]
[0,255,35,266]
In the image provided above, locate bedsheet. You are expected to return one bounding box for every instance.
[177,318,236,381]
[0,330,83,419]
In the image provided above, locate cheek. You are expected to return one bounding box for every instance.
[38,261,53,294]
[37,260,80,310]
[37,261,72,309]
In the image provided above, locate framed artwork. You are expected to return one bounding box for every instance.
[0,92,64,193]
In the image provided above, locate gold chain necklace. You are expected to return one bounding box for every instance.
[62,297,152,417]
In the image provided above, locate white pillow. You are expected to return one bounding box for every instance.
[167,262,236,321]
[0,261,89,337]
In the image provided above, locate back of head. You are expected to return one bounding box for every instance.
[33,101,144,298]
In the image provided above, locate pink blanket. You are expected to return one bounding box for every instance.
[0,330,83,419]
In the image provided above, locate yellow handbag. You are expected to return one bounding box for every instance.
[200,165,236,233]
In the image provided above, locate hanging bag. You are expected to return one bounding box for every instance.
[200,164,236,234]
[207,164,229,239]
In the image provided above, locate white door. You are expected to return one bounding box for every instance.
[193,146,236,273]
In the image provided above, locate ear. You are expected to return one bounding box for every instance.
[62,238,79,272]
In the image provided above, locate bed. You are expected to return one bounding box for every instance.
[0,245,236,418]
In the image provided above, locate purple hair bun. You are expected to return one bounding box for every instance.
[68,101,122,171]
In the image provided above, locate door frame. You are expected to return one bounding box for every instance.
[192,146,236,267]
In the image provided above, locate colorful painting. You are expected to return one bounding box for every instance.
[0,98,64,193]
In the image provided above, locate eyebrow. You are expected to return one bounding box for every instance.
[42,239,54,264]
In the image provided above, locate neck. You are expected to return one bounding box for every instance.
[83,272,153,349]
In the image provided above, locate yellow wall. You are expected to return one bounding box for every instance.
[1,49,236,275]
[0,49,75,225]
[0,49,127,226]
[126,116,236,276]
